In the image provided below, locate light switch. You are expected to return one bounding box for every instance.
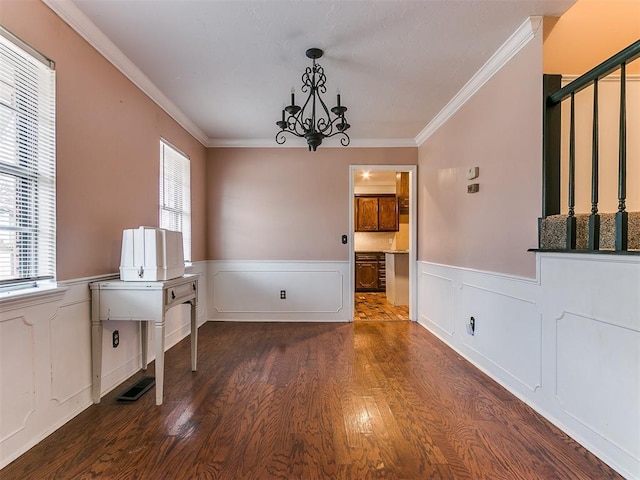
[466,166,479,180]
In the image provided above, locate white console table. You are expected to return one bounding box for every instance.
[90,274,199,405]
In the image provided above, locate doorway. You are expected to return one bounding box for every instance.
[349,165,417,322]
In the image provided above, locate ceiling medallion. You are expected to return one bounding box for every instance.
[276,48,351,151]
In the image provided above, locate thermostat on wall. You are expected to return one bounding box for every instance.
[466,166,479,180]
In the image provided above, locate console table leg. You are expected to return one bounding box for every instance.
[141,321,148,370]
[154,319,165,405]
[191,301,198,371]
[91,321,102,404]
[90,288,103,404]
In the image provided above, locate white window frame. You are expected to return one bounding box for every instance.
[159,139,191,263]
[0,27,56,293]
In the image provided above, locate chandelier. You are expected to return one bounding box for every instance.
[276,48,351,151]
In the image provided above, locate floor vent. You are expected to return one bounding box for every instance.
[117,377,155,402]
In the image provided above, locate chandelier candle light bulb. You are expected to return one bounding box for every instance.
[276,48,351,151]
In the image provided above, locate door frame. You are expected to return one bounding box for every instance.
[349,164,418,321]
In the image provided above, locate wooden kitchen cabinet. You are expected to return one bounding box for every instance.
[378,196,398,231]
[396,172,409,213]
[355,195,398,232]
[355,196,379,231]
[355,252,386,292]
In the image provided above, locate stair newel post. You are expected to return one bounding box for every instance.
[542,75,562,218]
[615,63,628,251]
[588,79,600,250]
[541,74,562,248]
[566,92,577,249]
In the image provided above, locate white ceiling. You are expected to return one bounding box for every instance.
[47,0,576,147]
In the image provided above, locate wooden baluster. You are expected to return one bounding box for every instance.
[588,79,600,250]
[616,63,628,251]
[566,92,576,249]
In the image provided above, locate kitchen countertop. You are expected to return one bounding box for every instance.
[383,250,409,254]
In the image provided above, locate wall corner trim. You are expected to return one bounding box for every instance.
[41,0,210,147]
[414,16,542,146]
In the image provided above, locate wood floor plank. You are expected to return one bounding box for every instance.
[1,320,623,479]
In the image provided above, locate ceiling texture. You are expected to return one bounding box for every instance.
[44,0,576,147]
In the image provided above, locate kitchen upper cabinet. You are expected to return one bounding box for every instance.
[378,196,398,231]
[355,196,379,231]
[355,195,398,232]
[396,172,409,213]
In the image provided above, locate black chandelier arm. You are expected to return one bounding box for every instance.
[322,128,350,142]
[339,132,351,146]
[285,112,310,137]
[319,110,350,137]
[275,131,288,145]
[315,93,334,133]
[276,128,350,147]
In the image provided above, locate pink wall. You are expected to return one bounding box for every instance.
[417,30,543,278]
[206,147,417,261]
[1,0,207,280]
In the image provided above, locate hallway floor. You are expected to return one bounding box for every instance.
[354,292,409,321]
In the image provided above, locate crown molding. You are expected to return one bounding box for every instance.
[41,2,543,152]
[207,138,418,148]
[414,16,543,147]
[42,0,209,146]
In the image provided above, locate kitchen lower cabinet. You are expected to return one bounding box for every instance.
[355,252,386,292]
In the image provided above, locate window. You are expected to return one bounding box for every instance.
[159,139,191,262]
[0,27,56,290]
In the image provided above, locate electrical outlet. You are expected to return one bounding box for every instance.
[112,330,120,348]
[466,317,475,336]
[280,290,286,299]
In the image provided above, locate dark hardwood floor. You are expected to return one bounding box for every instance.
[2,321,621,479]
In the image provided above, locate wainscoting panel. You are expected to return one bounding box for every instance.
[208,261,350,322]
[556,311,640,461]
[419,272,455,336]
[0,261,208,469]
[50,301,92,405]
[0,315,35,442]
[417,254,640,479]
[460,283,542,392]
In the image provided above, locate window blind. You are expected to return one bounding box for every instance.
[160,140,191,262]
[0,28,56,286]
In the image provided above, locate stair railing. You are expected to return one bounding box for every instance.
[541,39,640,251]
